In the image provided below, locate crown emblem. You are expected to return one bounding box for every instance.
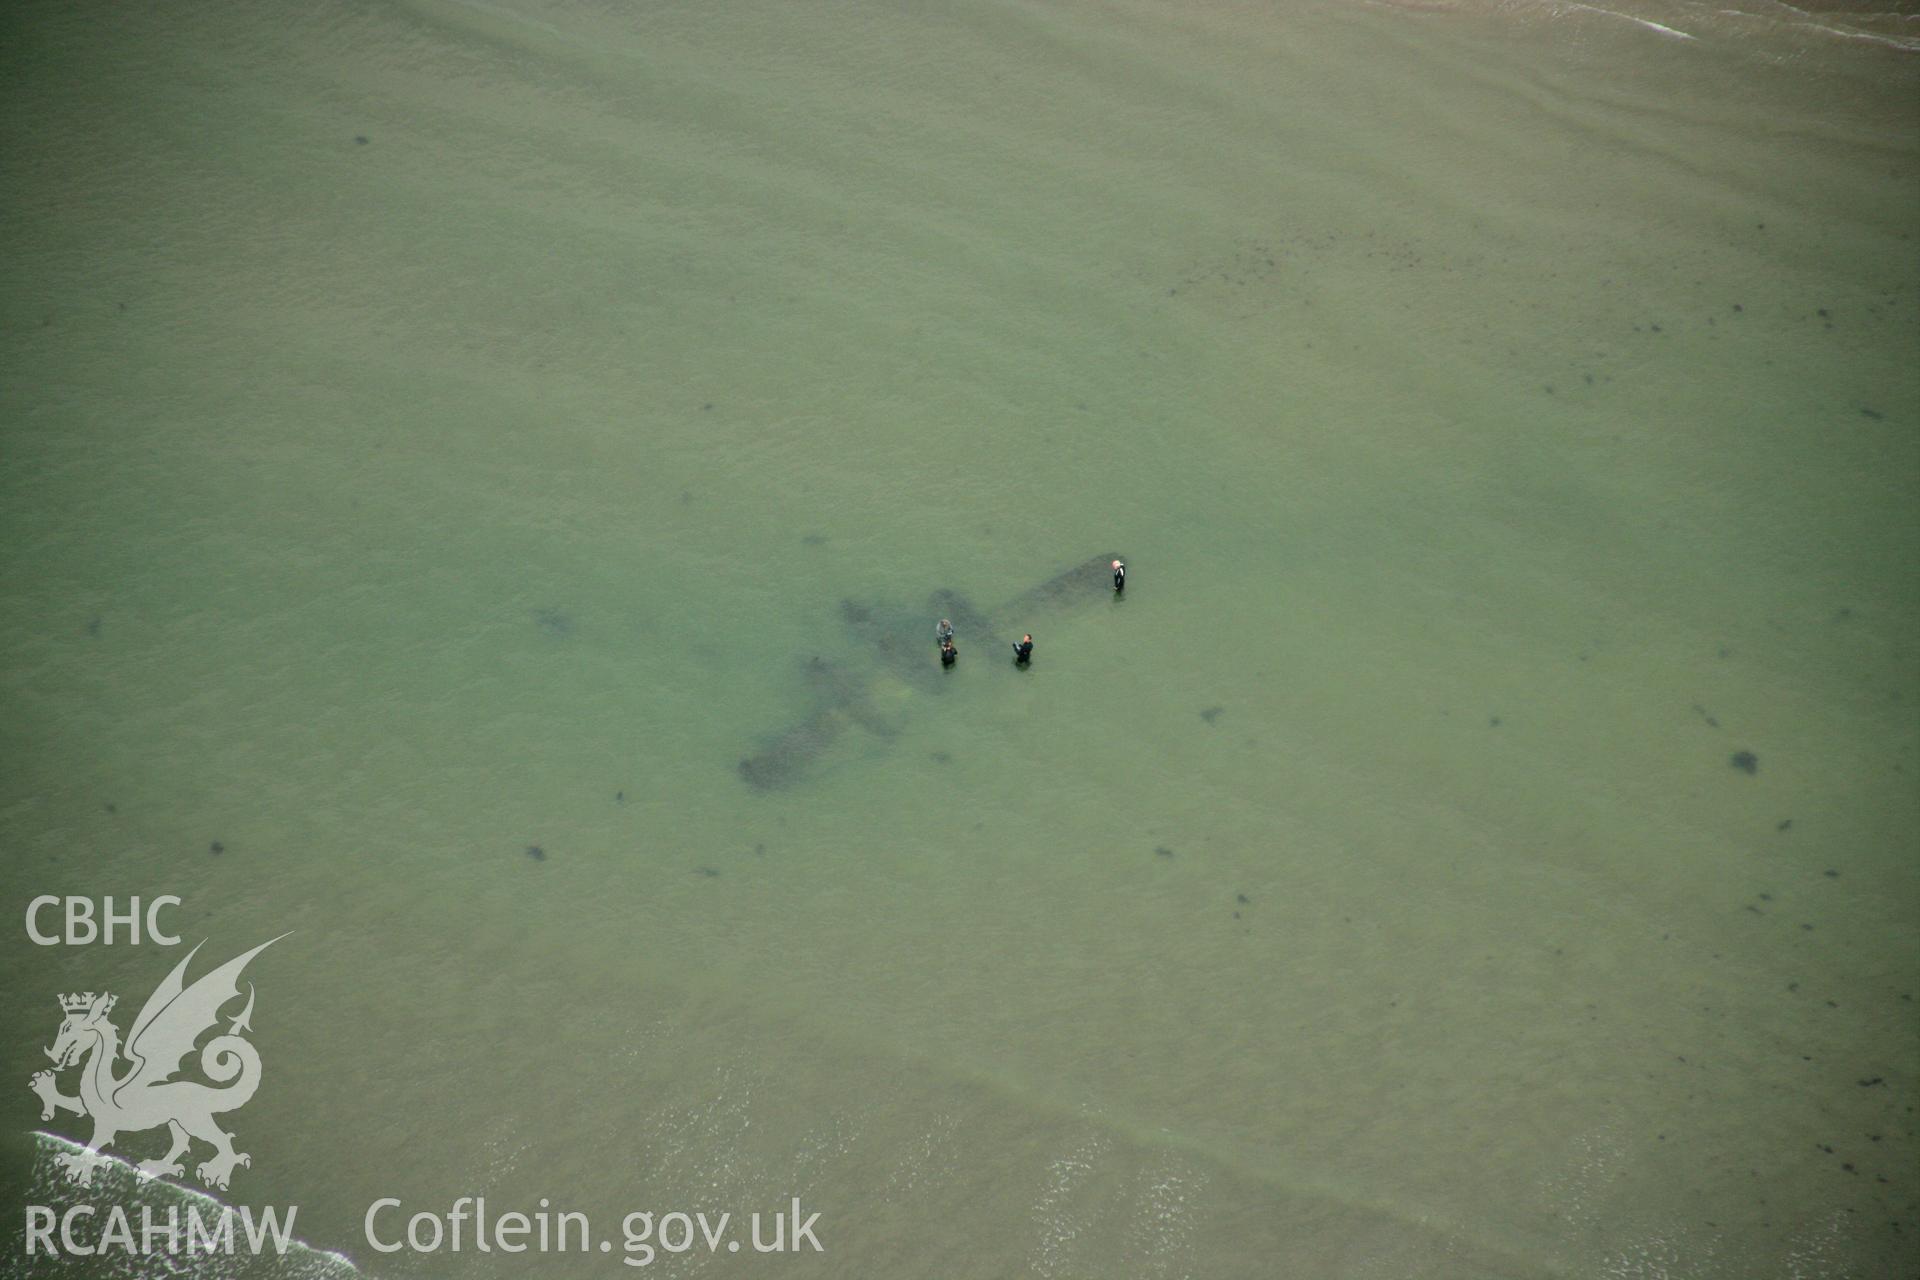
[59,991,114,1015]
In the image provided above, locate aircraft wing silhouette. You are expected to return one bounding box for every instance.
[738,552,1122,790]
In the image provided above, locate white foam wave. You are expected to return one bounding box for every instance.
[8,1132,362,1280]
[1565,3,1700,40]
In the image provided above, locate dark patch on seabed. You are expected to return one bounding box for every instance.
[738,552,1122,790]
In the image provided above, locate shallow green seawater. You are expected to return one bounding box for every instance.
[3,0,1916,1275]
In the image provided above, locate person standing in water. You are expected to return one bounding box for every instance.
[1112,559,1126,593]
[940,637,958,667]
[1012,634,1033,665]
[936,618,955,644]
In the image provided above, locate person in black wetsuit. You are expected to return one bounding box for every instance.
[1012,634,1033,665]
[939,638,958,667]
[1112,559,1126,593]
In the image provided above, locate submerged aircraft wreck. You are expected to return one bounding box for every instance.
[737,552,1124,790]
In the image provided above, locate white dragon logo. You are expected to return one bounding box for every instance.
[28,936,284,1191]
